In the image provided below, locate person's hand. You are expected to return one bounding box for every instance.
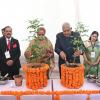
[46,51,53,58]
[24,51,32,58]
[74,50,82,57]
[6,60,13,66]
[60,51,66,60]
[86,60,95,66]
[92,62,99,66]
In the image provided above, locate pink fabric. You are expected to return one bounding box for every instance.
[7,40,10,50]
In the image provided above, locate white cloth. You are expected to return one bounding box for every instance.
[0,95,16,100]
[0,79,100,100]
[0,79,52,100]
[53,79,100,100]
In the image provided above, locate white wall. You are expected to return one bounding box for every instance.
[79,0,100,36]
[0,0,77,46]
[0,0,100,64]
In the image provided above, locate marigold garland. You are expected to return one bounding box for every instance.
[23,63,49,89]
[61,64,84,88]
[0,64,99,100]
[54,94,60,100]
[1,90,100,100]
[87,94,91,100]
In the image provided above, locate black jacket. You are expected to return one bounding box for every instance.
[0,36,21,68]
[55,31,80,66]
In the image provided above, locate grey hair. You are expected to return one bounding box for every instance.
[62,22,71,30]
[4,26,12,31]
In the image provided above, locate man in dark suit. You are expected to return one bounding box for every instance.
[0,26,21,79]
[55,22,82,78]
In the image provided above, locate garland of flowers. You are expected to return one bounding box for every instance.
[61,64,84,88]
[23,64,49,89]
[1,90,100,100]
[1,65,98,100]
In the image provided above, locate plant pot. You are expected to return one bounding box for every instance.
[61,64,84,88]
[23,63,49,89]
[27,63,44,68]
[65,62,80,68]
[13,75,23,86]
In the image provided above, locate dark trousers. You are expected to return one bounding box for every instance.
[58,58,65,79]
[59,63,64,79]
[0,64,19,79]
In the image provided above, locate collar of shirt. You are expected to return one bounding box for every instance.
[6,37,11,45]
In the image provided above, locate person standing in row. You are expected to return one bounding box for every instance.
[24,27,55,78]
[83,31,100,76]
[55,22,82,78]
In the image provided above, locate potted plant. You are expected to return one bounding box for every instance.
[73,22,89,64]
[75,22,89,34]
[25,18,51,65]
[13,75,23,86]
[61,38,85,88]
[61,22,89,88]
[23,18,49,89]
[75,22,90,63]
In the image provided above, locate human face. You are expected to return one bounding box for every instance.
[91,34,98,42]
[4,27,12,39]
[63,27,72,37]
[38,30,45,36]
[4,27,12,38]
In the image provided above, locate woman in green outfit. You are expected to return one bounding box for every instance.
[83,31,100,77]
